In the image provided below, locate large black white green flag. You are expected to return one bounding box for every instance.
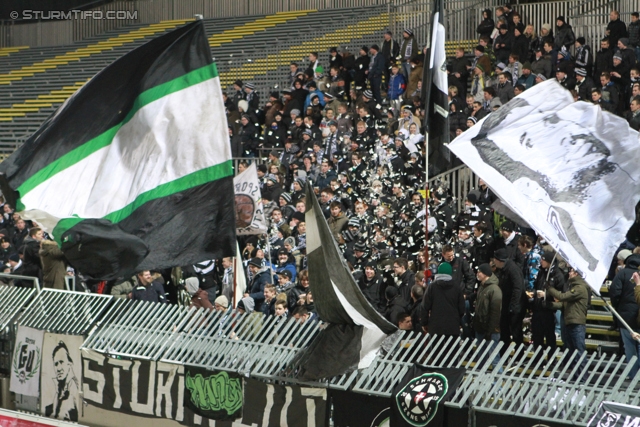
[234,163,267,235]
[422,0,449,171]
[291,184,396,380]
[448,80,640,294]
[9,326,44,398]
[0,21,235,280]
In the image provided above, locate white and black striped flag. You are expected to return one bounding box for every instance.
[422,0,450,172]
[449,80,640,294]
[291,184,397,380]
[0,21,236,279]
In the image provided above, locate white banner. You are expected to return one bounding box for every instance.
[40,333,84,422]
[449,80,640,293]
[234,163,267,236]
[10,326,44,398]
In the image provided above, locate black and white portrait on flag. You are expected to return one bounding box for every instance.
[449,80,640,292]
[41,333,83,422]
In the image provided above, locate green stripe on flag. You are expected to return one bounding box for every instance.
[51,159,233,245]
[16,63,219,199]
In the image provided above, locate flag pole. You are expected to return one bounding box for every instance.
[232,252,237,308]
[599,295,640,342]
[425,132,430,284]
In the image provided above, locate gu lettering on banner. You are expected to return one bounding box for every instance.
[184,366,242,421]
[587,401,640,427]
[448,80,640,293]
[40,333,83,422]
[9,326,44,398]
[234,163,267,235]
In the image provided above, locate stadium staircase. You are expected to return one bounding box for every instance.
[0,6,394,157]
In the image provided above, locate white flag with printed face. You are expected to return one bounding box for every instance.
[10,326,44,397]
[234,163,267,235]
[449,80,640,294]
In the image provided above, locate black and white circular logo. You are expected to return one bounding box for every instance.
[395,373,448,426]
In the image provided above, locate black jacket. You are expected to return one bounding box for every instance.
[498,233,525,270]
[610,254,640,331]
[532,263,565,312]
[449,255,475,297]
[385,295,408,325]
[397,269,415,306]
[496,259,525,314]
[472,233,495,267]
[606,18,628,48]
[476,17,495,40]
[594,48,613,79]
[358,273,382,311]
[575,76,595,101]
[422,274,465,336]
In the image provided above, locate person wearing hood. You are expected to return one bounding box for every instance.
[0,238,17,265]
[610,253,640,378]
[554,16,575,51]
[245,257,271,311]
[422,262,465,338]
[358,260,382,311]
[384,286,407,325]
[187,277,214,311]
[473,264,503,369]
[476,9,495,41]
[493,248,525,347]
[39,239,67,290]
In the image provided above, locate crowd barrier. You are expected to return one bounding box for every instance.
[0,289,636,426]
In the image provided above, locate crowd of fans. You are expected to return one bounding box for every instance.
[2,4,640,377]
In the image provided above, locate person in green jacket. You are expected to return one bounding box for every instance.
[474,263,503,370]
[543,268,589,376]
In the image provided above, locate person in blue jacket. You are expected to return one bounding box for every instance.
[274,249,297,283]
[387,63,406,114]
[245,257,272,311]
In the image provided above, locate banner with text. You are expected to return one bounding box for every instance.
[587,401,640,427]
[9,326,44,398]
[82,350,327,426]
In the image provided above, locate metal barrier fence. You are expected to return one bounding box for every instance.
[79,300,640,426]
[429,164,478,212]
[0,286,35,375]
[17,288,112,335]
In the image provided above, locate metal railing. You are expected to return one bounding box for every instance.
[449,343,640,426]
[0,286,36,375]
[79,300,640,427]
[17,288,112,335]
[0,273,40,291]
[428,164,477,212]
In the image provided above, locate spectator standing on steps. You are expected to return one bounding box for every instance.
[473,263,502,369]
[611,254,640,378]
[544,267,589,376]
